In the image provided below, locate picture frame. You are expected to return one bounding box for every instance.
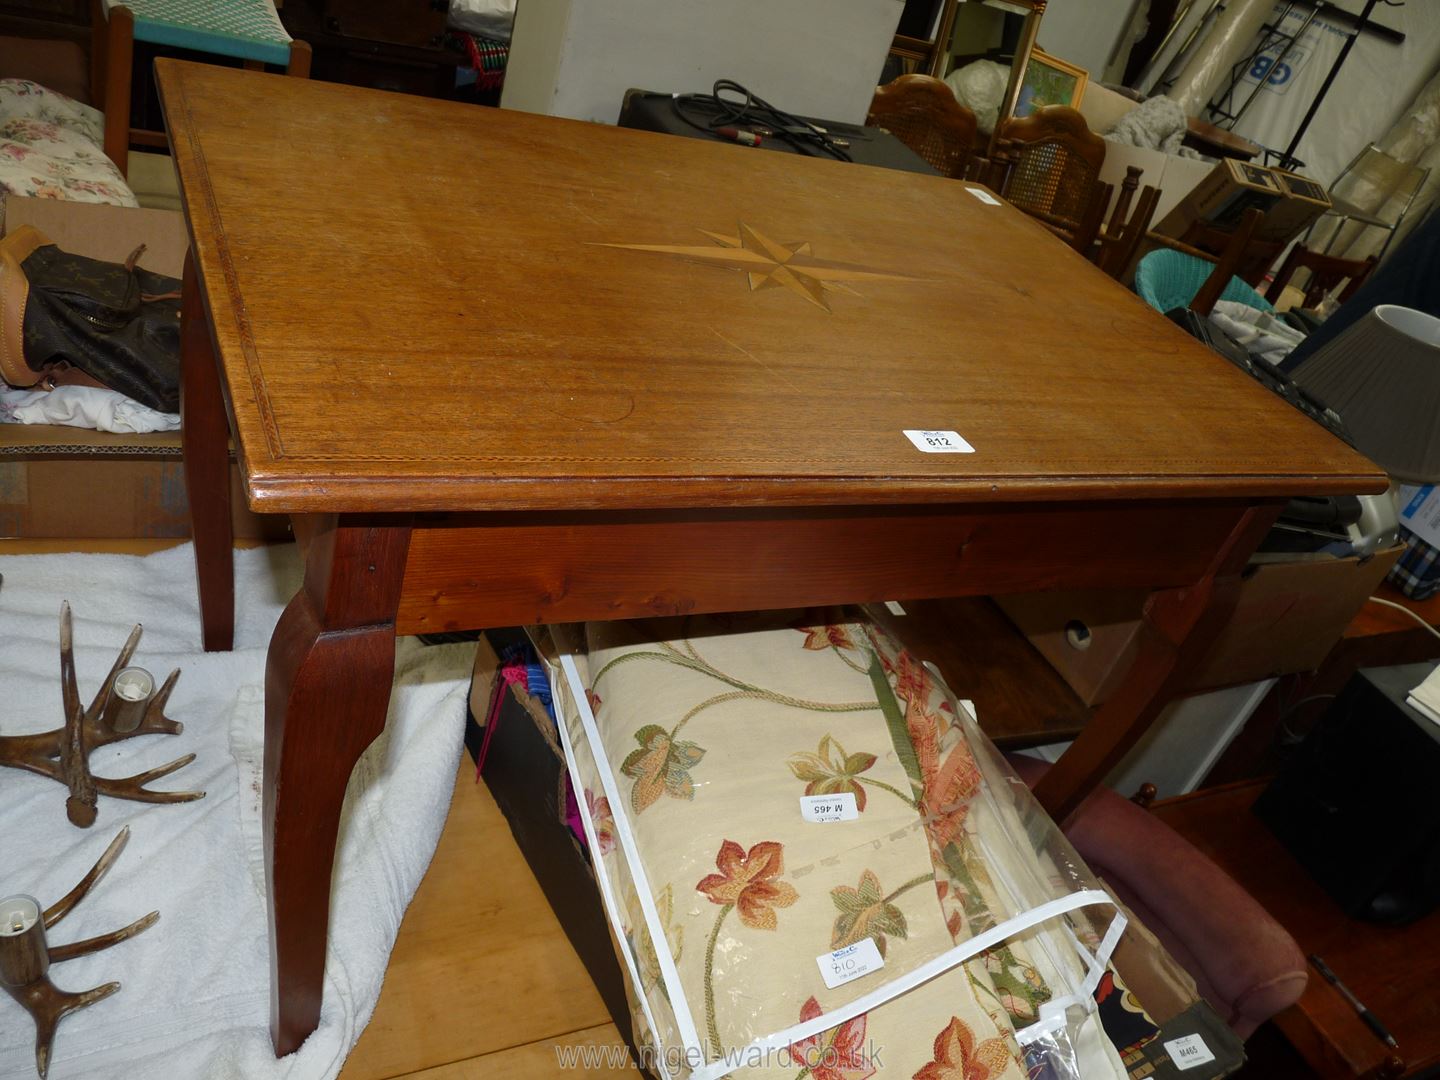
[1014,49,1089,118]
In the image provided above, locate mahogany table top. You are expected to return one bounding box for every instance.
[157,61,1384,515]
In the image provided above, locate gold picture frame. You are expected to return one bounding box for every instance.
[1014,49,1089,118]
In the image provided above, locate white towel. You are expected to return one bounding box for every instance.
[0,386,180,434]
[1406,664,1440,729]
[0,543,474,1080]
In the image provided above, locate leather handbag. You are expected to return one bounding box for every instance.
[0,225,181,412]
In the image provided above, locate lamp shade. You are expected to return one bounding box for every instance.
[1291,304,1440,483]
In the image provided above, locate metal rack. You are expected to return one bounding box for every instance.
[1203,1,1318,131]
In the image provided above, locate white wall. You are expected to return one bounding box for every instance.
[1034,0,1143,83]
[1105,681,1276,798]
[1228,4,1440,187]
[1148,2,1440,189]
[502,0,905,126]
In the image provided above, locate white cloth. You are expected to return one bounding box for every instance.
[0,543,473,1080]
[0,385,180,434]
[945,60,1010,136]
[1104,95,1202,159]
[1406,664,1440,729]
[1209,300,1308,367]
[447,0,516,40]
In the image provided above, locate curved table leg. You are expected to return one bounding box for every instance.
[264,515,412,1056]
[1033,503,1281,823]
[181,252,234,652]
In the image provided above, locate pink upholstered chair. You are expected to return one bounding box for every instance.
[1009,754,1307,1039]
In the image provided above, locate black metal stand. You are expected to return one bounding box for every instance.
[1275,0,1390,171]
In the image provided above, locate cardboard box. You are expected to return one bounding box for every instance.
[997,545,1405,705]
[1153,158,1332,248]
[1268,169,1333,241]
[469,630,645,1071]
[0,197,285,540]
[1154,158,1286,239]
[502,0,900,126]
[1106,890,1245,1077]
[1099,144,1215,234]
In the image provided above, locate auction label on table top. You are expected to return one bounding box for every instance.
[903,430,975,454]
[817,938,884,989]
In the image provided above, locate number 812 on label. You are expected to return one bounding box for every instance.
[903,429,975,454]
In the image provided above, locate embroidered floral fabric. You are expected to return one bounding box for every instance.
[540,613,1129,1080]
[0,80,137,232]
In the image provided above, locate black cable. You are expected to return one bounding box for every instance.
[670,79,852,162]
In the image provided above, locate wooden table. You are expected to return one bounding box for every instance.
[1184,117,1263,162]
[155,60,1385,1057]
[1156,781,1439,1078]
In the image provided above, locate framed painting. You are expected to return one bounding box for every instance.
[1014,49,1088,117]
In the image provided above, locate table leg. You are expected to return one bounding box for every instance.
[1032,504,1280,823]
[263,515,412,1056]
[181,252,234,652]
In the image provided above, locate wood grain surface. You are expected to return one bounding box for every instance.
[394,501,1250,633]
[156,61,1383,515]
[385,1027,635,1079]
[337,766,616,1080]
[263,518,412,1055]
[870,597,1092,747]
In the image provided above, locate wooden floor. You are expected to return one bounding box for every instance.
[335,595,1104,1078]
[337,761,633,1080]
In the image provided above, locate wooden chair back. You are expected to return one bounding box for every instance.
[1263,246,1378,309]
[866,75,979,180]
[1180,218,1287,288]
[1098,181,1163,281]
[1192,208,1266,317]
[994,106,1108,241]
[1106,166,1146,243]
[91,0,311,177]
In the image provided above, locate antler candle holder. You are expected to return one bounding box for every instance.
[1,827,158,1078]
[0,602,205,827]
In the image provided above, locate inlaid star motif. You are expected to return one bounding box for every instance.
[596,223,917,312]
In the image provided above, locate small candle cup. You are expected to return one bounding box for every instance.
[102,667,155,734]
[0,894,47,987]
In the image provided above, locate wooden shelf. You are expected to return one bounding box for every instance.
[1342,582,1440,640]
[871,596,1092,748]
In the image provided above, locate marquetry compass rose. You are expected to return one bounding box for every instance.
[596,223,918,312]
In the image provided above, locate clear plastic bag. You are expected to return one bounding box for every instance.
[1165,0,1275,119]
[535,613,1129,1079]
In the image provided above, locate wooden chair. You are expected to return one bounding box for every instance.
[0,36,92,105]
[1191,208,1269,317]
[1169,217,1287,290]
[1009,755,1308,1042]
[1096,166,1163,281]
[866,74,980,180]
[92,0,312,177]
[1133,210,1279,317]
[992,105,1111,255]
[1264,246,1378,309]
